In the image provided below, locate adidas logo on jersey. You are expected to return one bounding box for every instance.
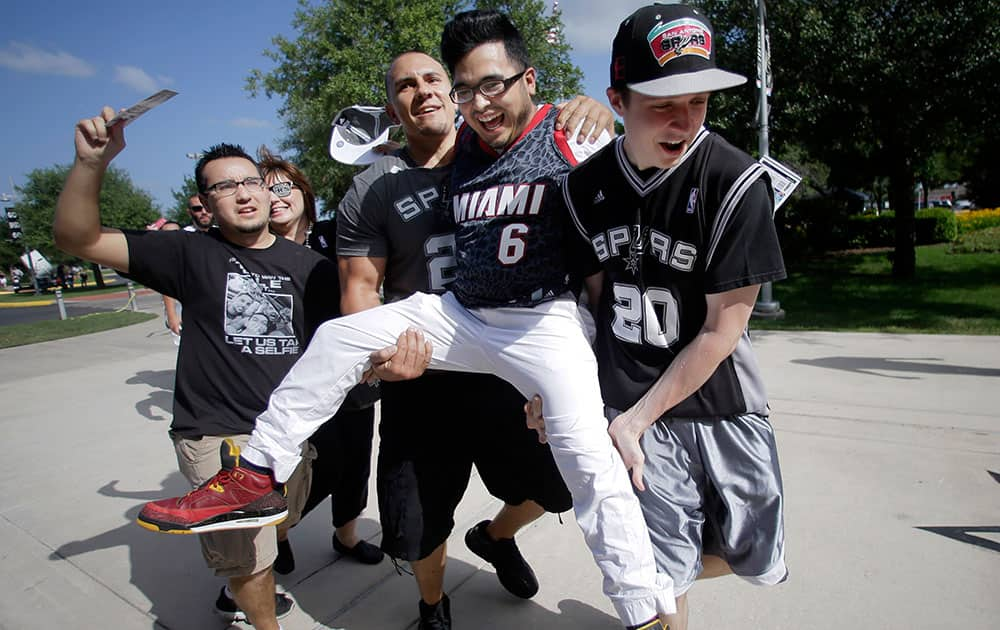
[593,190,606,204]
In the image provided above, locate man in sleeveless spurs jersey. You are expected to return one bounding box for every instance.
[533,5,790,630]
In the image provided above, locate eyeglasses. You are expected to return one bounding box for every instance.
[450,71,527,104]
[268,182,300,198]
[203,177,266,198]
[188,205,209,214]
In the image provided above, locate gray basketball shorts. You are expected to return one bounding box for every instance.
[606,408,788,595]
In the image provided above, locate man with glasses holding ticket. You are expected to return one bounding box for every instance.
[53,127,358,629]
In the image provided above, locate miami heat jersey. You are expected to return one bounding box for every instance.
[563,129,786,417]
[449,105,601,308]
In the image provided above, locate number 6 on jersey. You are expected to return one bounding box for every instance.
[498,222,529,265]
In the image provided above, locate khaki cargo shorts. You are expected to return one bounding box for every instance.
[171,433,314,577]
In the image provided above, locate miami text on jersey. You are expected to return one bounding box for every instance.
[452,183,547,223]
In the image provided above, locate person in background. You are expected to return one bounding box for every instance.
[152,219,183,343]
[185,194,213,232]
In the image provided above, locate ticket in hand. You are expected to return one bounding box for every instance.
[106,89,178,128]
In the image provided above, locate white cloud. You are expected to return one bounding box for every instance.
[558,1,671,55]
[0,41,95,77]
[231,117,270,128]
[114,65,172,93]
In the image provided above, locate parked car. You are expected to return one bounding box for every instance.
[954,199,974,210]
[929,199,953,208]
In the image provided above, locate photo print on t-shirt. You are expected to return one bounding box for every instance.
[223,272,299,355]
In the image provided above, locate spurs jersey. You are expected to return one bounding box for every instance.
[564,129,786,418]
[337,151,455,300]
[449,105,606,308]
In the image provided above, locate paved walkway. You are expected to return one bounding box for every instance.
[0,319,997,629]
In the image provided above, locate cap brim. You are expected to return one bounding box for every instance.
[329,126,393,166]
[629,69,747,97]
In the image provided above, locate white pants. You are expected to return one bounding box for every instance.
[243,291,675,623]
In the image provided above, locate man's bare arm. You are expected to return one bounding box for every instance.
[339,254,432,381]
[338,255,386,315]
[609,284,761,490]
[53,106,130,272]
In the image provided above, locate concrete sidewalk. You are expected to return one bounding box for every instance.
[0,320,997,629]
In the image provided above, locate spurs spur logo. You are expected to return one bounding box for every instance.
[647,18,712,66]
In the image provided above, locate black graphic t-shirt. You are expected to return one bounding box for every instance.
[122,228,339,437]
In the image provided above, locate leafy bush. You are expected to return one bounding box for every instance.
[778,199,963,255]
[846,213,894,248]
[915,207,958,243]
[776,195,855,259]
[957,208,1000,233]
[839,209,956,249]
[949,225,1000,253]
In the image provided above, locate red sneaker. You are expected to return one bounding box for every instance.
[137,438,287,534]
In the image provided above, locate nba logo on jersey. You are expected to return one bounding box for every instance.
[686,188,699,214]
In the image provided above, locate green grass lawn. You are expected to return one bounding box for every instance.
[0,311,157,349]
[753,243,1000,334]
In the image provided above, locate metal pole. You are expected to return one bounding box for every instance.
[752,0,784,319]
[126,281,138,311]
[54,287,67,320]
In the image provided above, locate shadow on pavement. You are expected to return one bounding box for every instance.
[49,473,225,629]
[126,369,176,422]
[790,356,1000,379]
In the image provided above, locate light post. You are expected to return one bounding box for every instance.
[751,0,785,319]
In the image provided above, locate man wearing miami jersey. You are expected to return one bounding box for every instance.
[336,50,581,629]
[546,5,790,630]
[139,10,677,629]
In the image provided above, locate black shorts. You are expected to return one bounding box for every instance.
[377,371,572,561]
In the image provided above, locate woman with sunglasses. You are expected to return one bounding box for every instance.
[258,146,384,573]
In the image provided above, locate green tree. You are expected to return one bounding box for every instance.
[247,0,582,213]
[477,0,583,103]
[168,174,200,225]
[14,164,159,287]
[697,0,1000,277]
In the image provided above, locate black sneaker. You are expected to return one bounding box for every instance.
[464,519,539,599]
[214,586,294,622]
[274,538,295,575]
[418,594,451,630]
[333,535,385,565]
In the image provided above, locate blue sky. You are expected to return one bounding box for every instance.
[2,0,653,214]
